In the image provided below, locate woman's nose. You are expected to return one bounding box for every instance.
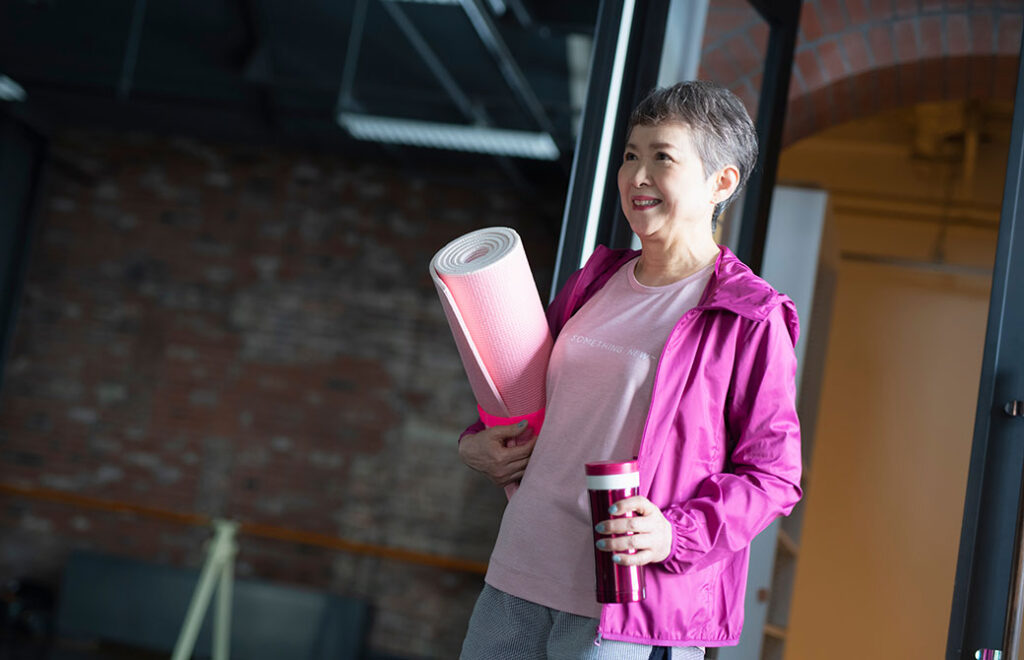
[630,164,650,187]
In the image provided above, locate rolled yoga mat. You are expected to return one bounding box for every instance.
[430,226,552,440]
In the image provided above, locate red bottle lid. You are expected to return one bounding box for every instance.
[585,460,639,476]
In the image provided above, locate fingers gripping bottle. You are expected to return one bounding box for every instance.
[585,460,646,603]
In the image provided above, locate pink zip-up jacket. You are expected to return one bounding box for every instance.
[463,244,802,647]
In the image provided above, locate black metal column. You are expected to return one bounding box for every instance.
[551,0,670,297]
[735,0,801,275]
[0,109,47,389]
[947,37,1024,660]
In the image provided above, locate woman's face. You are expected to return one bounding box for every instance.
[617,122,726,241]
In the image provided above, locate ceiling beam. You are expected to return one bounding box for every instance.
[376,0,533,188]
[379,0,482,122]
[458,0,557,136]
[117,0,148,100]
[237,0,280,130]
[338,0,370,111]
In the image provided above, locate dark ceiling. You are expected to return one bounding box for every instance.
[0,0,601,187]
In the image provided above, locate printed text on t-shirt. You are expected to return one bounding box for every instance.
[567,334,658,361]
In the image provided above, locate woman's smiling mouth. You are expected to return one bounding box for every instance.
[632,196,662,210]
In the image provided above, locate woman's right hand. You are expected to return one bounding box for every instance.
[458,421,537,487]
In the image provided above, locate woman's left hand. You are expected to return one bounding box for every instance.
[594,496,673,566]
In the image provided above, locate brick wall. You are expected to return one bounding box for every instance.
[0,130,561,658]
[700,0,1022,143]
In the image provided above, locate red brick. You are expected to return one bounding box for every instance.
[781,119,798,147]
[996,13,1023,55]
[800,2,826,43]
[703,8,742,49]
[841,31,873,73]
[810,87,832,134]
[788,65,806,98]
[845,0,870,25]
[947,14,971,57]
[894,18,919,63]
[898,59,921,106]
[919,16,944,58]
[702,47,743,86]
[730,78,760,118]
[863,67,888,115]
[945,56,970,99]
[919,58,945,102]
[920,0,943,12]
[866,0,895,21]
[894,0,918,18]
[725,34,762,77]
[789,54,809,95]
[994,54,1019,99]
[832,77,856,126]
[795,48,828,90]
[750,71,764,116]
[786,96,814,144]
[750,22,770,55]
[818,0,848,34]
[818,39,849,81]
[971,13,995,53]
[946,0,968,8]
[868,24,897,67]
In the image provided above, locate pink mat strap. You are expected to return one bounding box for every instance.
[477,405,545,437]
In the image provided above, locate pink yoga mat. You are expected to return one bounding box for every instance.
[430,227,552,431]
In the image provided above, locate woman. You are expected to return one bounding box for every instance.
[458,81,802,659]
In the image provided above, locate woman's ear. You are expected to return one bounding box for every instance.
[711,164,740,204]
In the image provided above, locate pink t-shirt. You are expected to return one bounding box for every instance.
[485,257,714,617]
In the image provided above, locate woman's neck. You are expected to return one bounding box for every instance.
[634,235,719,287]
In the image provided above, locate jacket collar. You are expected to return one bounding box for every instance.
[585,244,781,322]
[695,246,781,322]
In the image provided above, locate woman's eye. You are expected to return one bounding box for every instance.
[624,153,637,161]
[656,152,672,161]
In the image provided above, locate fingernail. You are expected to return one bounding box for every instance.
[609,504,618,514]
[595,540,607,550]
[594,523,605,533]
[612,554,623,564]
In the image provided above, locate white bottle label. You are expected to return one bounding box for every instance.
[586,472,640,491]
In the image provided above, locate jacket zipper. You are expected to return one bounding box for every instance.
[633,251,721,464]
[634,306,702,467]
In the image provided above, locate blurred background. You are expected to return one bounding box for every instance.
[0,1,1021,659]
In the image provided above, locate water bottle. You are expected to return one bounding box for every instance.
[585,460,646,603]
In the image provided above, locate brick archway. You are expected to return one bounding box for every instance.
[698,1,1023,146]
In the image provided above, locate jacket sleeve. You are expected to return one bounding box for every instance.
[459,419,486,443]
[659,303,803,575]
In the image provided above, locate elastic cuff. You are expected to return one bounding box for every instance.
[476,405,545,437]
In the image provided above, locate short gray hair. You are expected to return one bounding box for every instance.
[628,81,758,230]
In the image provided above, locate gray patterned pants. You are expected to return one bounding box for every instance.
[460,584,706,660]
